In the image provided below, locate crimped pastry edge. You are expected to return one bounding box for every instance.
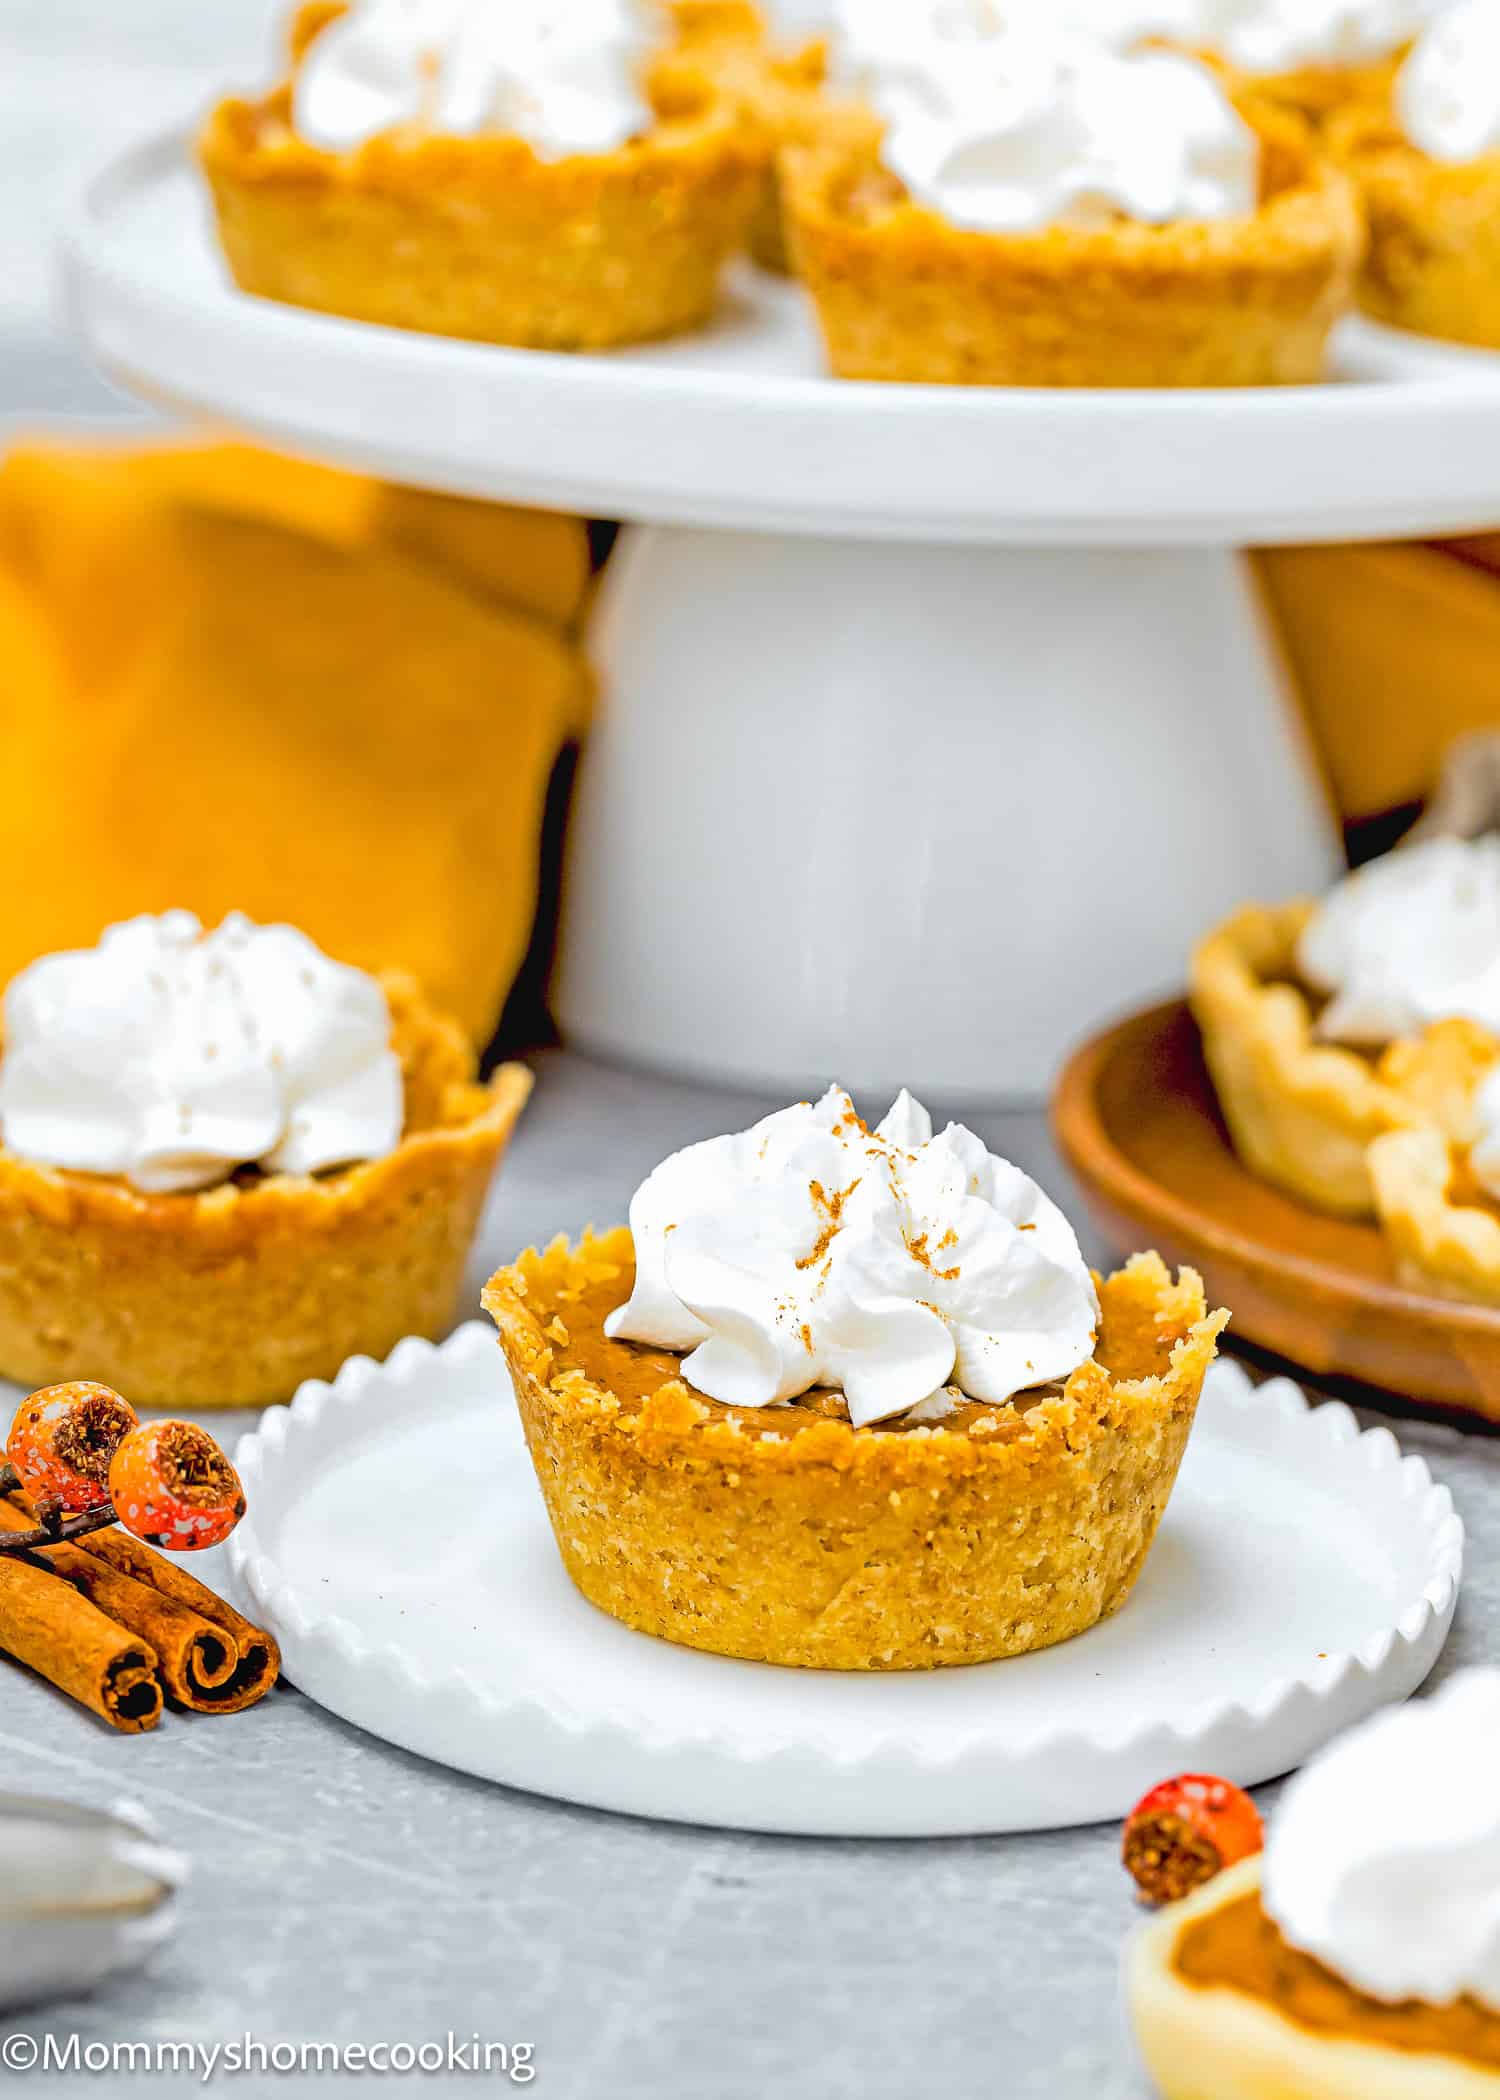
[1190,901,1418,1217]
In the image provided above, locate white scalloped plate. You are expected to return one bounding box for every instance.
[226,1328,1463,1837]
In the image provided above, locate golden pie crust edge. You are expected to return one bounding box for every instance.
[1328,101,1500,350]
[1189,901,1420,1218]
[482,1227,1226,1672]
[198,39,767,352]
[651,19,833,275]
[781,102,1365,387]
[1369,1124,1500,1307]
[1128,1856,1500,2100]
[0,974,532,1409]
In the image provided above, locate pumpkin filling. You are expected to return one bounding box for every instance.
[1175,1893,1500,2070]
[540,1259,1075,1438]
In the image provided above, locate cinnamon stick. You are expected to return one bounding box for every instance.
[70,1527,280,1713]
[0,1500,236,1705]
[0,1553,161,1732]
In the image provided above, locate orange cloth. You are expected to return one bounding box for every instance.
[0,436,591,1044]
[1257,543,1500,827]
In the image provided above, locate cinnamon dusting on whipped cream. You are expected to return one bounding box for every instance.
[604,1086,1098,1427]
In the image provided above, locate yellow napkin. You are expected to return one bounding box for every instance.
[0,436,591,1044]
[5,432,1485,1054]
[1257,543,1500,828]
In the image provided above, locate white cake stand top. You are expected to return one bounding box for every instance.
[65,131,1500,549]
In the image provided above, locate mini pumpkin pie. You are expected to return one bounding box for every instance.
[1191,837,1500,1218]
[1173,0,1427,125]
[0,911,530,1409]
[1130,1670,1500,2099]
[199,0,766,350]
[483,1087,1226,1672]
[653,0,1040,281]
[782,28,1363,388]
[1328,0,1500,349]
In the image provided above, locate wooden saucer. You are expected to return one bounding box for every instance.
[1054,1000,1500,1425]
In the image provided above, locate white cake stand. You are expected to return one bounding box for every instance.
[63,132,1500,1098]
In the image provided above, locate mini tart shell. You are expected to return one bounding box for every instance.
[482,1228,1226,1672]
[1327,102,1500,350]
[781,104,1364,388]
[0,976,531,1410]
[1189,902,1421,1218]
[198,68,766,352]
[1128,1856,1500,2100]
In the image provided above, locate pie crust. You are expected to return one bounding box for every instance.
[651,8,832,272]
[483,1228,1226,1672]
[0,975,531,1409]
[1373,1019,1500,1146]
[1129,1856,1500,2099]
[199,8,766,351]
[1190,903,1420,1218]
[782,103,1364,387]
[1328,102,1500,349]
[1369,1122,1500,1306]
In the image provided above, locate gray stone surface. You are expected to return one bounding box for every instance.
[2,1049,1497,2098]
[0,12,1493,2078]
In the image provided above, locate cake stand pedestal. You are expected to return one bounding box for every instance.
[64,134,1500,1099]
[581,530,1330,1096]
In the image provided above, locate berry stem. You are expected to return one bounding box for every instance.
[0,1502,122,1558]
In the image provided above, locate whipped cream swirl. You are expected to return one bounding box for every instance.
[1297,837,1500,1048]
[830,1,1191,85]
[293,0,655,157]
[1398,0,1500,164]
[605,1086,1100,1427]
[1187,0,1434,74]
[1265,1670,1500,2009]
[0,912,404,1194]
[831,7,1258,234]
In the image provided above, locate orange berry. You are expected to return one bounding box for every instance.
[1122,1774,1264,1906]
[107,1420,246,1553]
[6,1383,139,1514]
